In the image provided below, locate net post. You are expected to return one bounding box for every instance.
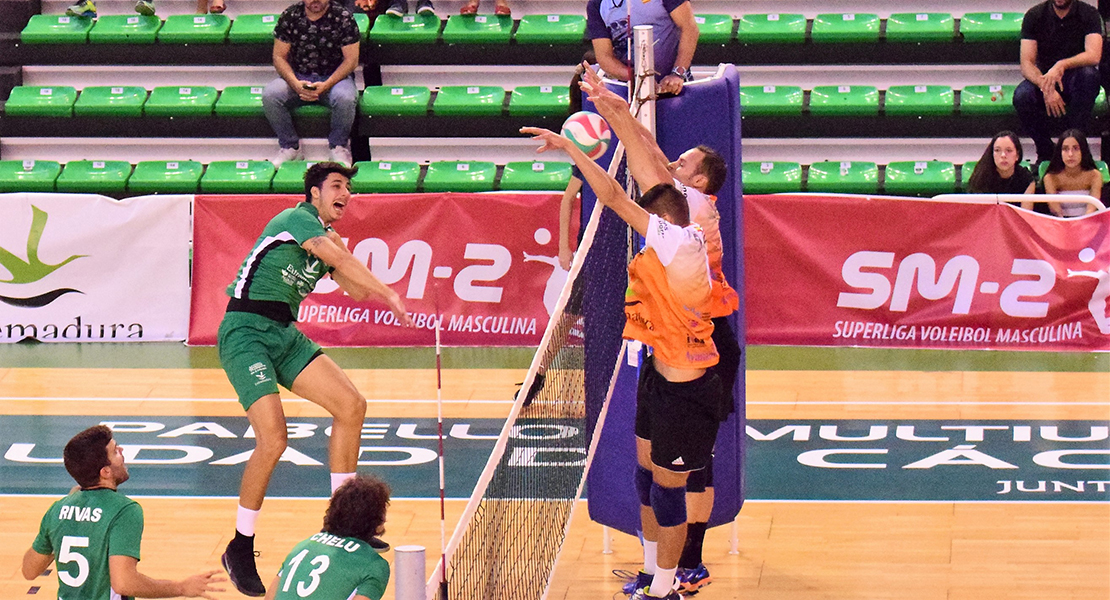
[729,520,739,555]
[631,25,656,136]
[395,545,427,600]
[602,525,613,554]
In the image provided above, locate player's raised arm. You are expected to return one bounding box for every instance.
[521,126,650,236]
[580,66,673,189]
[302,235,413,326]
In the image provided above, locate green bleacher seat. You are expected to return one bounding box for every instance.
[807,161,879,193]
[885,13,955,43]
[158,14,230,43]
[272,161,310,193]
[960,12,1023,42]
[88,15,162,44]
[809,85,879,116]
[353,12,370,39]
[74,86,147,117]
[55,160,132,194]
[350,160,421,193]
[514,15,586,44]
[200,160,276,193]
[500,161,573,190]
[508,85,569,117]
[360,86,431,116]
[423,161,496,192]
[228,14,278,44]
[960,85,1016,115]
[1096,88,1107,115]
[215,86,265,116]
[441,14,512,44]
[433,86,505,116]
[884,85,954,116]
[961,161,977,190]
[741,161,803,194]
[4,86,78,117]
[368,13,441,44]
[21,14,94,44]
[294,103,330,118]
[884,160,956,196]
[811,13,881,43]
[144,86,218,117]
[0,160,62,192]
[1038,160,1110,182]
[739,85,804,116]
[736,14,806,44]
[128,160,204,194]
[694,14,733,44]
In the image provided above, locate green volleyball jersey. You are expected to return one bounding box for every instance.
[226,202,334,318]
[273,532,390,600]
[32,489,144,600]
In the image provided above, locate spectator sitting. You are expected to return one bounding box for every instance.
[362,0,433,17]
[587,0,699,95]
[1042,128,1104,216]
[264,0,361,167]
[196,0,225,13]
[1014,0,1103,163]
[967,131,1037,209]
[460,0,510,16]
[66,0,155,18]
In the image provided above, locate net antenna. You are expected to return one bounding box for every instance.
[423,28,658,600]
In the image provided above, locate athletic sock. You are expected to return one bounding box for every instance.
[648,566,677,597]
[236,505,260,538]
[679,521,708,569]
[331,472,355,493]
[642,540,658,575]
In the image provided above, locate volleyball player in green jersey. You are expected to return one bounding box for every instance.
[22,425,224,600]
[219,162,412,597]
[264,475,391,600]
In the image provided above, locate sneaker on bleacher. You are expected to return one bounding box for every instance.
[329,145,353,167]
[415,0,435,15]
[385,0,407,17]
[273,146,305,167]
[134,0,155,15]
[65,0,97,18]
[676,564,711,595]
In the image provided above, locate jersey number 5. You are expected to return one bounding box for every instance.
[58,536,90,587]
[282,549,331,597]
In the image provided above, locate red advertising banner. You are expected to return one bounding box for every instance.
[745,194,1110,351]
[189,193,570,346]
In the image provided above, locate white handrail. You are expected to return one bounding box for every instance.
[932,193,1105,212]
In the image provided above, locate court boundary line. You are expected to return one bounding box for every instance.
[0,396,514,404]
[1,397,1107,407]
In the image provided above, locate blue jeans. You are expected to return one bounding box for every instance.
[262,74,357,149]
[1013,66,1100,161]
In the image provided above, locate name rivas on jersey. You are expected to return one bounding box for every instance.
[58,505,103,522]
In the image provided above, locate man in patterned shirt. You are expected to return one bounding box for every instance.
[264,475,391,600]
[264,0,362,167]
[219,162,412,597]
[22,425,224,600]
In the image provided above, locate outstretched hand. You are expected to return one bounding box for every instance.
[182,570,225,599]
[520,126,573,154]
[579,64,629,118]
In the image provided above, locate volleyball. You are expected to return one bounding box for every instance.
[561,111,611,160]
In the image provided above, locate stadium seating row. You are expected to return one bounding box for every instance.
[19,11,1026,46]
[743,159,1110,195]
[3,84,569,118]
[0,158,573,194]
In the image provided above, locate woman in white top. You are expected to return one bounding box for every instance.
[1042,129,1103,217]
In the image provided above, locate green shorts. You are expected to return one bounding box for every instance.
[217,311,323,411]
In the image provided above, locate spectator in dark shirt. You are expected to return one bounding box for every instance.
[586,0,698,95]
[1014,0,1103,162]
[967,131,1037,208]
[263,0,361,167]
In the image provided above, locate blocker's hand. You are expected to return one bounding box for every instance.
[520,126,572,153]
[580,66,630,119]
[181,570,225,599]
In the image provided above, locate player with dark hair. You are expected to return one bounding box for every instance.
[23,425,225,600]
[582,67,740,595]
[263,475,392,600]
[522,123,721,600]
[219,161,413,597]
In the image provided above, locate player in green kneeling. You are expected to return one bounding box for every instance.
[22,425,224,600]
[264,475,392,600]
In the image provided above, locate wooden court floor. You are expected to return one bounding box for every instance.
[1,346,1107,600]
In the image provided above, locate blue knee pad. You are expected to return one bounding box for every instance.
[650,482,687,527]
[635,465,653,507]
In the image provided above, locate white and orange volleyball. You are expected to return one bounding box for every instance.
[561,111,612,160]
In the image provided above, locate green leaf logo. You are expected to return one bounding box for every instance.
[0,205,86,284]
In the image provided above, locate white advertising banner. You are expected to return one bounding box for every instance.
[0,193,192,343]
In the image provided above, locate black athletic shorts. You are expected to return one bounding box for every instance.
[634,355,723,473]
